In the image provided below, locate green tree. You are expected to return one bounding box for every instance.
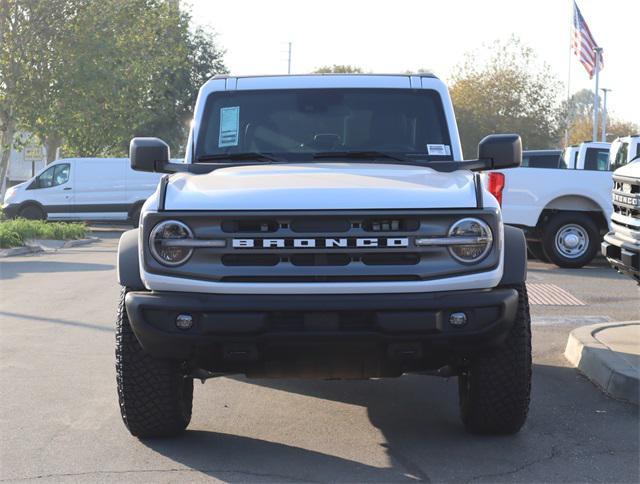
[566,115,639,145]
[0,0,78,195]
[450,37,563,157]
[313,65,363,74]
[3,0,227,184]
[35,0,227,158]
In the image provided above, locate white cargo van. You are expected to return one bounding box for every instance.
[2,158,163,226]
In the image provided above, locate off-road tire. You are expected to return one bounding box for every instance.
[458,283,532,435]
[116,287,193,438]
[526,241,548,262]
[18,204,46,220]
[130,204,143,228]
[541,212,599,268]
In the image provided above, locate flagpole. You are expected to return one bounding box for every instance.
[565,0,573,148]
[592,47,602,142]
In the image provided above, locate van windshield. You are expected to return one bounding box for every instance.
[195,88,452,162]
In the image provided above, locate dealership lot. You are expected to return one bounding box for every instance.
[1,233,638,483]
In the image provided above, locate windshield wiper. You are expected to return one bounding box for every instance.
[312,151,415,163]
[197,152,284,163]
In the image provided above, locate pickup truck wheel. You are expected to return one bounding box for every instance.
[458,283,532,435]
[116,288,193,438]
[542,213,599,268]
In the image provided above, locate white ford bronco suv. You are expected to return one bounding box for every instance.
[116,74,530,438]
[602,135,640,282]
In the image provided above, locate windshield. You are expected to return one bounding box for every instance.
[195,88,452,162]
[609,140,629,171]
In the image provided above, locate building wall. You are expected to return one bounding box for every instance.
[6,133,47,186]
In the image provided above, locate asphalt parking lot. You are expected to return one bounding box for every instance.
[1,232,638,483]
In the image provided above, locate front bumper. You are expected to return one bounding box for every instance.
[125,287,519,377]
[1,203,19,218]
[602,232,640,282]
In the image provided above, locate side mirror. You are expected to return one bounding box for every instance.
[478,134,522,169]
[130,137,170,172]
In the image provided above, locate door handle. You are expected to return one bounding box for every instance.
[63,187,72,191]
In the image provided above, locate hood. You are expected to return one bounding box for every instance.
[614,159,640,178]
[163,163,478,211]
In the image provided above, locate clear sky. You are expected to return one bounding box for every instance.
[188,0,639,124]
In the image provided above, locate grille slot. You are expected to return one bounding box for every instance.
[363,218,420,232]
[290,254,351,266]
[222,254,280,266]
[290,218,350,233]
[222,220,278,233]
[613,205,640,219]
[362,253,421,265]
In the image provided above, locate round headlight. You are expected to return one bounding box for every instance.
[149,220,194,266]
[448,218,493,263]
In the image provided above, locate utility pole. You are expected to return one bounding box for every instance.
[592,47,603,142]
[287,42,292,75]
[600,88,611,142]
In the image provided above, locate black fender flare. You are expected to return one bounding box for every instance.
[499,225,528,286]
[117,229,145,290]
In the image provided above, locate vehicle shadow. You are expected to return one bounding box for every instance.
[0,310,113,333]
[0,260,113,280]
[141,363,639,482]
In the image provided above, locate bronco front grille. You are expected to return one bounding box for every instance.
[612,176,640,229]
[143,210,501,283]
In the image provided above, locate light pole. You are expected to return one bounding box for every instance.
[600,88,611,142]
[287,42,292,75]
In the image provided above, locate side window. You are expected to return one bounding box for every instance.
[30,163,70,189]
[34,166,56,189]
[53,164,70,186]
[584,149,610,171]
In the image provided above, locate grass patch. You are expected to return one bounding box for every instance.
[0,219,88,248]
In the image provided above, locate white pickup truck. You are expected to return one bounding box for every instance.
[499,141,612,268]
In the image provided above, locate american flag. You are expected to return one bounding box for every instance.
[572,1,603,78]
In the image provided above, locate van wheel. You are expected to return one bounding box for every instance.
[18,204,46,220]
[541,213,599,268]
[458,283,532,435]
[116,287,193,438]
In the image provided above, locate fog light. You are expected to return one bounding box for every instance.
[449,312,468,327]
[176,314,194,330]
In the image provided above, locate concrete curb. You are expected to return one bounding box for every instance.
[565,321,640,405]
[0,237,99,258]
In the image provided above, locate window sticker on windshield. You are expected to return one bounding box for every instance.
[218,106,240,147]
[427,144,451,156]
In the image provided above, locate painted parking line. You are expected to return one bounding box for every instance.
[531,315,612,326]
[527,283,585,306]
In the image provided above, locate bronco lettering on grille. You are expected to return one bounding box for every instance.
[232,237,409,249]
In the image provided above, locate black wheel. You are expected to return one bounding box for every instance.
[458,283,532,435]
[541,212,599,268]
[527,241,549,262]
[116,287,193,438]
[18,204,46,220]
[130,204,143,228]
